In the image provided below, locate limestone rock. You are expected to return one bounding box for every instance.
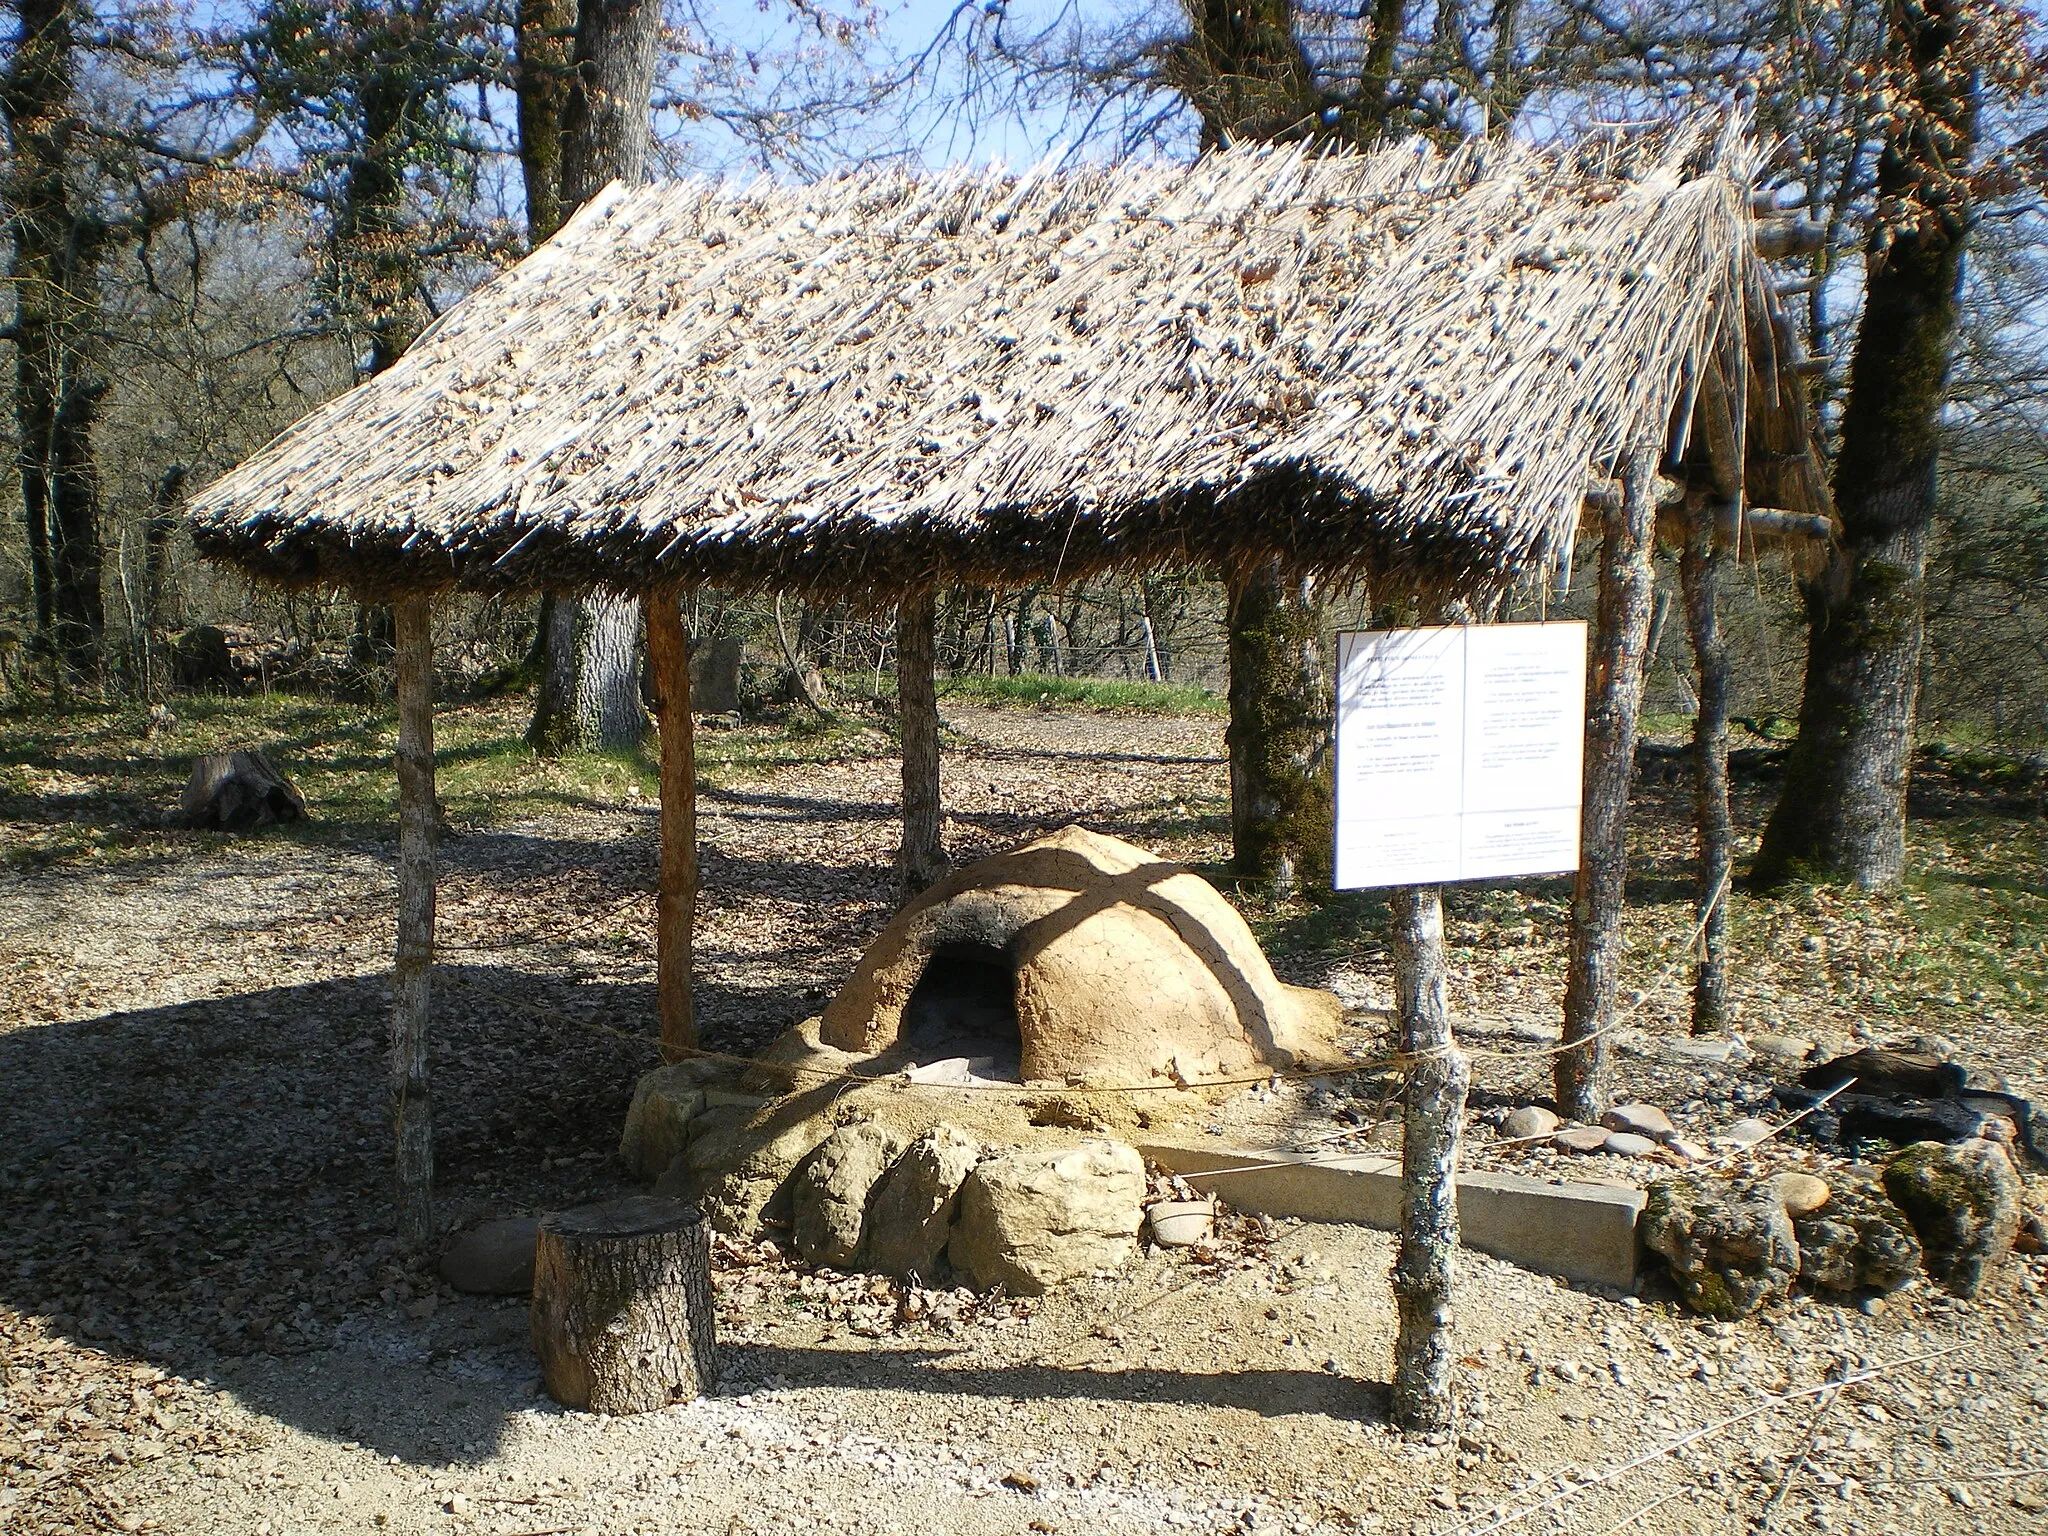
[438,1217,540,1295]
[1500,1106,1560,1140]
[1769,1171,1831,1217]
[1717,1118,1775,1147]
[619,1060,737,1181]
[866,1124,982,1280]
[1641,1178,1799,1319]
[1882,1139,2022,1297]
[1750,1034,1816,1064]
[662,1104,829,1236]
[1793,1180,1921,1294]
[791,1122,904,1269]
[1602,1132,1660,1159]
[950,1139,1145,1295]
[1553,1126,1609,1153]
[1603,1103,1675,1139]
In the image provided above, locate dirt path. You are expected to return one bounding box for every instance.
[4,703,2046,1535]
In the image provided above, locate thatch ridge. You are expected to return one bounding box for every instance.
[189,118,1805,602]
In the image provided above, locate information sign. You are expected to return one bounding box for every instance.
[1333,622,1587,889]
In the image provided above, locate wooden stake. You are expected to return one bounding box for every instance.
[1390,882,1468,1433]
[644,591,697,1058]
[391,594,437,1250]
[1681,504,1732,1033]
[895,587,946,903]
[1557,442,1660,1122]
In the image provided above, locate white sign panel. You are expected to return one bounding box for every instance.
[1334,622,1586,889]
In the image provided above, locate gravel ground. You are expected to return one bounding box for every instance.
[4,703,2046,1535]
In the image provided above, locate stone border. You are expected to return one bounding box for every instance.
[1139,1141,1645,1290]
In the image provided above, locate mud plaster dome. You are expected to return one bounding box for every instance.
[820,825,1344,1086]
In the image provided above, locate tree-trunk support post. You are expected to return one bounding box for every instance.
[1557,441,1661,1122]
[1391,882,1467,1433]
[1681,504,1732,1034]
[644,591,698,1060]
[896,587,946,903]
[391,594,438,1250]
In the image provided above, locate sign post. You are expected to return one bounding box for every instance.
[1333,622,1588,891]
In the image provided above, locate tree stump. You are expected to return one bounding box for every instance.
[172,750,307,830]
[531,1197,718,1414]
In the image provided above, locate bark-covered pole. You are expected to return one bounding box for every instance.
[391,595,438,1249]
[1391,882,1468,1433]
[896,587,947,902]
[644,591,697,1058]
[1681,504,1733,1034]
[1556,443,1661,1122]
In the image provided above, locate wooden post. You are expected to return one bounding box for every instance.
[896,587,946,903]
[1390,883,1467,1433]
[1681,505,1733,1034]
[532,1196,718,1413]
[391,594,437,1250]
[1557,442,1660,1123]
[644,591,697,1059]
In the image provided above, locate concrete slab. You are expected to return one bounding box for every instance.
[1139,1140,1645,1290]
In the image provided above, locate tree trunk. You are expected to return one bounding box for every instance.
[139,464,185,690]
[4,0,109,679]
[391,596,438,1250]
[644,591,697,1058]
[525,0,663,749]
[1226,560,1332,898]
[527,595,579,753]
[576,592,647,749]
[1749,0,1975,893]
[1556,445,1659,1122]
[896,588,946,902]
[558,0,660,205]
[515,0,577,244]
[1681,510,1732,1035]
[1390,882,1467,1433]
[532,1196,718,1414]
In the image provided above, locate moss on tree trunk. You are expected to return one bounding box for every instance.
[1226,560,1332,897]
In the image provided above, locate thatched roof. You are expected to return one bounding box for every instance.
[189,118,1822,602]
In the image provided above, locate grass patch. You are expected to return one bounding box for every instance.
[0,690,894,870]
[938,673,1225,715]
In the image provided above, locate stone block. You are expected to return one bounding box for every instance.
[1139,1141,1645,1289]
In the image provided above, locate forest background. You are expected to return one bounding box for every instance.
[3,0,2046,809]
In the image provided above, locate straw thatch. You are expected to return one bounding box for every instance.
[189,118,1819,603]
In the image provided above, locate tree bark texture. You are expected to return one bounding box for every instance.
[532,1196,719,1414]
[391,596,438,1250]
[896,588,947,903]
[558,0,660,205]
[1681,511,1732,1035]
[1556,446,1659,1122]
[515,0,577,244]
[1750,0,1975,894]
[4,0,108,676]
[576,592,647,750]
[1226,560,1332,897]
[526,595,580,753]
[644,592,698,1059]
[1390,883,1468,1433]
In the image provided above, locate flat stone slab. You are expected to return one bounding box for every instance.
[1140,1141,1645,1290]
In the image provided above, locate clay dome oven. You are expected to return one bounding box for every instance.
[820,826,1343,1086]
